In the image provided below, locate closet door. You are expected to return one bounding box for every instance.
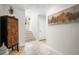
[7,17,18,48]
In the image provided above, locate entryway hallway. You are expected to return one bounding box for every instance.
[1,4,78,55]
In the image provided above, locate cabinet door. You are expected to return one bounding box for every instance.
[7,17,18,48]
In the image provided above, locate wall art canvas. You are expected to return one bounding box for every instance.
[48,4,79,25]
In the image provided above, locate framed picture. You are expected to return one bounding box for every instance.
[48,4,79,25]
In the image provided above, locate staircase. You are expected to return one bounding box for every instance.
[25,31,36,42]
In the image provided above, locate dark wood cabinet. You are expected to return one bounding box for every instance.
[0,15,19,51]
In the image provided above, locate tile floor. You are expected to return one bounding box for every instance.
[9,40,61,55]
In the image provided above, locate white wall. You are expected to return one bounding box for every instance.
[30,14,39,39]
[0,5,4,16]
[46,4,79,54]
[1,5,26,46]
[38,15,46,40]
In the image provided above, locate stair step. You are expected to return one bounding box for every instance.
[25,31,36,42]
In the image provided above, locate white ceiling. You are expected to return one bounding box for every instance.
[11,4,54,15]
[4,4,76,15]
